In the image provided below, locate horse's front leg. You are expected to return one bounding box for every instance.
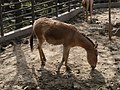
[64,47,71,72]
[57,46,70,74]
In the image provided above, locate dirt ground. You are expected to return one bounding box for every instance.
[0,8,120,90]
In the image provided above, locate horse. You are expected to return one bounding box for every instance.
[30,17,98,73]
[82,0,93,22]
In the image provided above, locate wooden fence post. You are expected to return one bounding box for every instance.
[109,0,112,40]
[0,1,4,36]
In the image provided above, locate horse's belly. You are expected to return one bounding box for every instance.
[45,37,63,45]
[44,29,65,45]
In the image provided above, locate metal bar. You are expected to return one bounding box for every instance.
[58,7,68,12]
[0,0,82,35]
[71,3,79,8]
[2,0,29,7]
[68,0,71,12]
[3,19,32,30]
[13,0,23,29]
[0,1,4,36]
[40,10,58,17]
[34,5,56,14]
[34,0,55,7]
[55,0,58,17]
[31,0,35,24]
[2,6,31,15]
[3,12,32,22]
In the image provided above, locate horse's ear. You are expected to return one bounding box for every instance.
[94,41,98,48]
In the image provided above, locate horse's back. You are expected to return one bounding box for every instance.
[33,17,77,45]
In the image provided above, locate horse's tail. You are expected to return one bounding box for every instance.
[30,32,34,51]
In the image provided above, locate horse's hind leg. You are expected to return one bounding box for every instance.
[38,39,46,66]
[82,0,86,20]
[85,0,89,22]
[41,48,46,62]
[90,0,93,23]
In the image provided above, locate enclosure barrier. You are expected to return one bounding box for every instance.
[0,0,81,37]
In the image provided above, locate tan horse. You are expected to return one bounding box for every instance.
[30,17,98,73]
[82,0,93,22]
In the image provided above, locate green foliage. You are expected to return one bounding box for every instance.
[22,1,32,7]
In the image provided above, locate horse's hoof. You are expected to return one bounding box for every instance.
[91,66,96,70]
[56,70,60,75]
[41,63,45,67]
[66,66,72,73]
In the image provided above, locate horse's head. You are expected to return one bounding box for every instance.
[87,41,98,70]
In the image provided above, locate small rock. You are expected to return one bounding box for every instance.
[114,62,119,65]
[99,29,106,36]
[76,69,80,74]
[6,44,12,48]
[106,85,113,90]
[108,46,118,51]
[86,83,91,87]
[90,18,98,24]
[113,22,120,28]
[117,68,120,73]
[104,23,113,31]
[73,82,81,89]
[23,85,38,90]
[115,57,120,62]
[22,39,29,44]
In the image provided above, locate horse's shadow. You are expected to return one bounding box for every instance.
[36,67,106,90]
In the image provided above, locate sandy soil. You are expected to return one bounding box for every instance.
[0,8,120,90]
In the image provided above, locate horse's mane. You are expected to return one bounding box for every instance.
[81,33,95,47]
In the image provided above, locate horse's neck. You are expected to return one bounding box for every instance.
[75,32,95,50]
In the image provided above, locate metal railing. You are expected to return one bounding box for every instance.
[0,0,81,37]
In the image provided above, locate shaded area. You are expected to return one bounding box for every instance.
[35,68,105,90]
[4,42,37,90]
